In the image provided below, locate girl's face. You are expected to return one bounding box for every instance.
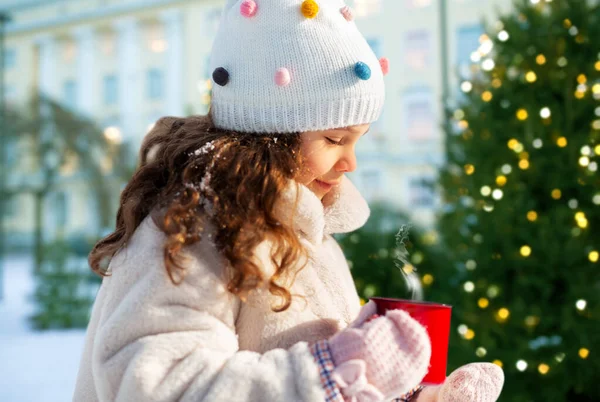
[297,124,370,201]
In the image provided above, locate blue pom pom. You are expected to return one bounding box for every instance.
[354,62,371,80]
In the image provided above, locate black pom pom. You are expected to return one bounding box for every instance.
[213,67,230,86]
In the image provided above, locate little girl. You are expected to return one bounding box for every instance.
[73,1,504,401]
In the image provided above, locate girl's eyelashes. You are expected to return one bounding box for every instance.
[325,137,342,146]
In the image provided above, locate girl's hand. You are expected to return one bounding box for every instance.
[415,363,504,402]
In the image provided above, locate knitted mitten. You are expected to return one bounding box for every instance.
[324,308,431,402]
[413,363,504,402]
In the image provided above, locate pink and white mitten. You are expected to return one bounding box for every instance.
[311,305,432,402]
[414,363,504,402]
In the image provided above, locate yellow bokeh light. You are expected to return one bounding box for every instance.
[595,145,600,155]
[563,18,572,28]
[536,54,546,65]
[519,160,530,170]
[459,120,469,129]
[493,360,503,368]
[579,348,589,359]
[492,78,502,88]
[578,219,588,229]
[551,189,562,199]
[527,211,538,222]
[360,297,366,306]
[575,212,586,221]
[478,298,489,309]
[525,315,540,327]
[592,84,600,95]
[465,164,475,175]
[577,74,587,84]
[482,91,493,102]
[596,61,600,71]
[526,71,537,83]
[520,245,532,257]
[557,137,568,147]
[465,329,475,340]
[496,175,507,186]
[508,139,519,149]
[517,109,528,120]
[498,308,510,319]
[422,274,434,285]
[575,90,585,99]
[589,251,599,263]
[538,364,550,375]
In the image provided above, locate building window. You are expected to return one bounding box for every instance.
[4,48,16,69]
[147,68,164,100]
[103,75,118,106]
[404,30,430,70]
[403,87,435,141]
[57,191,67,228]
[100,31,116,56]
[145,23,167,53]
[62,40,77,63]
[63,80,77,110]
[409,176,436,207]
[405,0,432,9]
[457,24,484,73]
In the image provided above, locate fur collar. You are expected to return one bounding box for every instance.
[275,176,370,245]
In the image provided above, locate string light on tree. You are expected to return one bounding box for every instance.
[576,299,587,311]
[527,211,538,221]
[551,189,562,199]
[579,348,590,359]
[516,360,528,372]
[517,109,529,120]
[540,107,551,118]
[526,71,537,82]
[478,297,490,308]
[498,30,509,41]
[589,251,598,262]
[482,59,495,71]
[520,245,532,257]
[556,137,568,147]
[536,54,546,64]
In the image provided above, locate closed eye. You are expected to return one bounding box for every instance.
[325,137,342,145]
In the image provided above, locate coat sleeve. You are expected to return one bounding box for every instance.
[89,220,327,402]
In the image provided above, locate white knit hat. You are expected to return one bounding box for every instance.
[208,0,389,134]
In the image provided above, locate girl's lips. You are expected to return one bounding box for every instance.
[315,180,333,191]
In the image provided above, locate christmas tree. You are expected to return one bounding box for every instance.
[434,0,599,400]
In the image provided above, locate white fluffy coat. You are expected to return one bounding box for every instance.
[73,176,376,402]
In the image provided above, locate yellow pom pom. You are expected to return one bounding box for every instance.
[301,0,319,19]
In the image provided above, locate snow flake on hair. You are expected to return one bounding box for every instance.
[190,140,217,157]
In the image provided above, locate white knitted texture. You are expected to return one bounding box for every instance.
[328,309,432,401]
[209,0,385,133]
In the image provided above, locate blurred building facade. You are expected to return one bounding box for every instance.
[2,0,514,245]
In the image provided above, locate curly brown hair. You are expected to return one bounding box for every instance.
[88,113,310,312]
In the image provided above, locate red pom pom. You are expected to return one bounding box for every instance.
[379,57,390,76]
[240,0,258,17]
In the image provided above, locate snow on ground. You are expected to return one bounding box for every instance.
[0,255,87,402]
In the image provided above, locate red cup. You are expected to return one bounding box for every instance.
[370,297,452,385]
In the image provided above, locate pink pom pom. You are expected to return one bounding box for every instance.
[275,68,291,86]
[340,5,353,21]
[240,0,257,17]
[379,57,390,76]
